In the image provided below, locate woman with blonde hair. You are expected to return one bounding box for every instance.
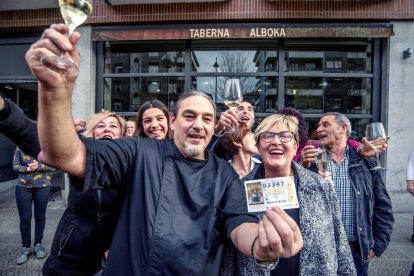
[0,100,128,275]
[83,109,126,139]
[221,114,355,276]
[42,109,127,275]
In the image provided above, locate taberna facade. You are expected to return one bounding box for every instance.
[0,0,413,212]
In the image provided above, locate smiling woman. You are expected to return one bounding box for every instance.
[220,113,356,276]
[83,109,126,139]
[134,99,171,139]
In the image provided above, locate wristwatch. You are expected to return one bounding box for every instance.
[251,236,279,270]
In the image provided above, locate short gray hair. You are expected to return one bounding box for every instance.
[322,112,352,137]
[172,91,216,119]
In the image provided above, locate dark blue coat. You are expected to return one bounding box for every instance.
[311,146,394,264]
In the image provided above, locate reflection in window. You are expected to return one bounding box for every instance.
[192,50,278,73]
[104,77,184,112]
[105,51,185,74]
[191,77,262,112]
[102,39,375,131]
[285,77,371,114]
[285,40,372,73]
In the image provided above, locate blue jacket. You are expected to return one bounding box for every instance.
[311,146,394,264]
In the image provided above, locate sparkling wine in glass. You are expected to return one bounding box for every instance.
[40,0,93,76]
[223,78,243,132]
[365,122,387,170]
[309,141,329,173]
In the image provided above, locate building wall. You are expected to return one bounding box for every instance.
[72,22,414,213]
[1,0,413,212]
[72,25,95,123]
[387,21,414,212]
[0,0,413,31]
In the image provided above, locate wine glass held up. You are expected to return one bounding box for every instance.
[223,78,243,133]
[307,140,328,174]
[365,122,388,170]
[315,143,329,174]
[40,0,93,76]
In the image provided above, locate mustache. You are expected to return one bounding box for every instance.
[188,131,205,137]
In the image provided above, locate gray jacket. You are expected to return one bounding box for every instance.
[221,162,356,276]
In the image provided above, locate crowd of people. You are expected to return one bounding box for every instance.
[0,23,411,275]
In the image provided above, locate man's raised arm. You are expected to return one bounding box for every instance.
[25,24,86,177]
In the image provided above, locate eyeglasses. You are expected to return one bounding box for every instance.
[259,131,295,143]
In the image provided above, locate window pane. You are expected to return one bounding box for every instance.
[286,51,324,72]
[191,76,276,113]
[104,77,185,112]
[191,50,278,73]
[105,50,185,73]
[285,77,371,114]
[100,38,375,129]
[285,40,372,73]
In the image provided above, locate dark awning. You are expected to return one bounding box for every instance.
[92,23,394,41]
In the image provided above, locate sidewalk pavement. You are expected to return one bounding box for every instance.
[0,181,413,275]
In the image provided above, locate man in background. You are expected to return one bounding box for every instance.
[209,101,256,153]
[302,112,394,276]
[214,101,255,134]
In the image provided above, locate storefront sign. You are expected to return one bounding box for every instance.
[188,28,286,38]
[92,24,393,41]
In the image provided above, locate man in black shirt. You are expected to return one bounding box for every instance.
[26,24,303,275]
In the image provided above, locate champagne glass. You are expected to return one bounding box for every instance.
[365,122,387,170]
[223,78,243,132]
[40,0,93,76]
[308,140,328,173]
[315,143,328,174]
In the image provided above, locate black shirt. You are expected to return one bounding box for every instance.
[81,137,257,275]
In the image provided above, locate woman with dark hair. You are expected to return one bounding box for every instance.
[134,99,171,139]
[13,148,55,265]
[215,123,266,275]
[215,122,260,178]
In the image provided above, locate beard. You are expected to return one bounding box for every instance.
[184,145,204,158]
